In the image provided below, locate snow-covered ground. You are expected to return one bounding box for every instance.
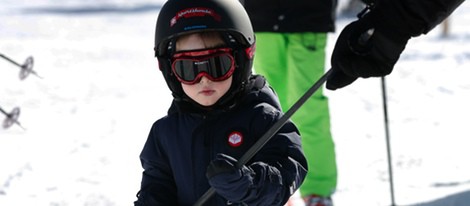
[1,1,469,205]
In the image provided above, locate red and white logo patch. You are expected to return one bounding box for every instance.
[227,131,243,147]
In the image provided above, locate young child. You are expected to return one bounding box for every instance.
[134,0,307,205]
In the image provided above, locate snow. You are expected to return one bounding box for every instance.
[1,1,470,205]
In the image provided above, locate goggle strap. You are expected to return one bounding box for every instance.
[245,44,255,59]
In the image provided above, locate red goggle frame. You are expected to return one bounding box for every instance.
[171,48,235,85]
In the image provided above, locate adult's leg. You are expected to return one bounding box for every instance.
[286,33,337,197]
[252,32,288,107]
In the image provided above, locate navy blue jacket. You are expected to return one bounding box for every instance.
[135,75,307,205]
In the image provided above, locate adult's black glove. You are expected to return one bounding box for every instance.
[326,10,411,90]
[206,153,254,202]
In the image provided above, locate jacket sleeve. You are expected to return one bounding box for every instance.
[134,123,178,206]
[374,0,464,37]
[240,103,308,205]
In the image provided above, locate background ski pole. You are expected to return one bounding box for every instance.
[350,7,398,205]
[352,20,397,204]
[381,77,396,206]
[0,53,41,80]
[0,106,25,130]
[193,69,333,206]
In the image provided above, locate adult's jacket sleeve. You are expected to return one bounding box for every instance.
[375,0,464,37]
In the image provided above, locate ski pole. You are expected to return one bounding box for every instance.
[381,77,396,206]
[0,106,25,130]
[193,69,333,206]
[0,53,42,80]
[350,8,398,205]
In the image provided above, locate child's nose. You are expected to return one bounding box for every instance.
[199,75,211,84]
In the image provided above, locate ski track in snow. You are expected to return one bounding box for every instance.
[1,1,470,205]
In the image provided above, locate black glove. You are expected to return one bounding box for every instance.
[326,10,410,90]
[206,153,254,202]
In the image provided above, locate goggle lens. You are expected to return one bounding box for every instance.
[171,48,235,84]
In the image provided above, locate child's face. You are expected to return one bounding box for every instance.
[175,33,232,107]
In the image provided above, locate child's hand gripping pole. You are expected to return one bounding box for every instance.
[194,69,333,206]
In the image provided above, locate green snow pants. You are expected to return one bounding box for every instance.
[253,32,337,197]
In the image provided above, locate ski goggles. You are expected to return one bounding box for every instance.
[171,48,235,85]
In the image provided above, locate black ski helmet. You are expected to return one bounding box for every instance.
[154,0,255,102]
